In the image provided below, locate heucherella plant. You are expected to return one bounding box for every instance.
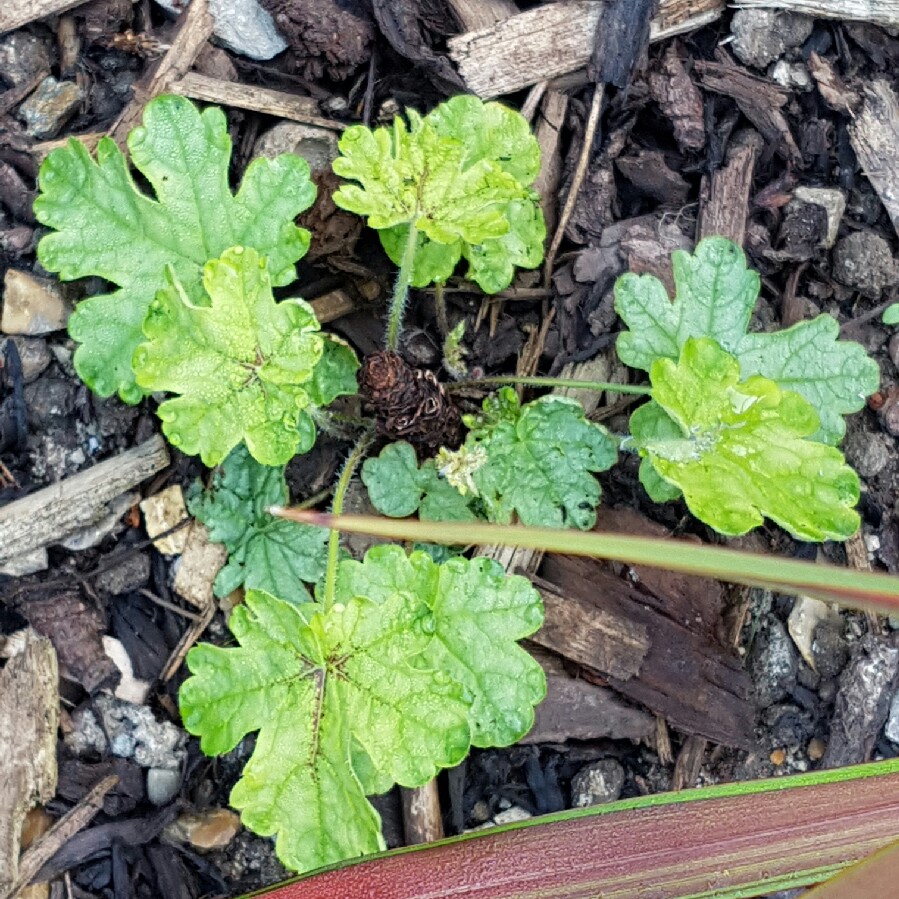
[332,94,546,349]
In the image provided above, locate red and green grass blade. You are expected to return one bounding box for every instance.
[273,510,899,614]
[242,759,899,899]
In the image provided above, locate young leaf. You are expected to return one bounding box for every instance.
[335,546,546,747]
[463,388,618,528]
[883,303,899,326]
[34,94,316,402]
[614,236,879,443]
[187,445,328,600]
[361,441,477,521]
[332,95,545,293]
[133,246,357,467]
[631,337,861,541]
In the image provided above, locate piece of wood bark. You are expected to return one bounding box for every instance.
[0,436,170,567]
[648,44,706,153]
[401,783,443,845]
[849,81,899,242]
[532,90,568,235]
[694,59,800,163]
[168,73,342,130]
[0,630,58,896]
[733,0,899,28]
[448,0,725,98]
[521,649,655,744]
[536,555,757,749]
[108,0,214,145]
[0,0,83,34]
[447,0,518,31]
[697,129,763,244]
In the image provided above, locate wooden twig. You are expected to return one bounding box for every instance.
[6,776,117,899]
[733,0,899,28]
[0,436,170,567]
[160,602,216,683]
[168,73,342,130]
[446,0,519,31]
[108,0,214,145]
[532,90,569,235]
[543,84,604,288]
[448,1,725,98]
[401,784,444,845]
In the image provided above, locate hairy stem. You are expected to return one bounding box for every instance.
[385,219,420,351]
[323,430,374,612]
[449,375,652,396]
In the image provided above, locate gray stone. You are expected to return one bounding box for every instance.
[156,0,287,60]
[253,121,338,175]
[24,377,78,429]
[885,690,899,744]
[94,694,187,770]
[750,617,799,707]
[65,707,108,756]
[730,10,814,69]
[811,621,850,681]
[95,552,152,596]
[832,231,896,298]
[2,337,52,383]
[844,429,892,480]
[770,60,811,92]
[19,76,84,139]
[1,268,72,335]
[792,187,845,249]
[147,767,182,806]
[0,31,53,87]
[571,759,625,808]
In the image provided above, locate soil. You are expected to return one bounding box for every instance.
[2,2,899,898]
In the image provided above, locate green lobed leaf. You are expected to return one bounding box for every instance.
[361,441,477,522]
[34,94,316,402]
[614,236,880,443]
[630,402,684,503]
[133,246,356,466]
[332,95,545,293]
[187,445,328,600]
[631,337,861,541]
[334,546,545,748]
[180,569,477,873]
[463,388,619,528]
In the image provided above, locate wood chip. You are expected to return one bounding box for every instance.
[849,80,899,242]
[0,629,58,896]
[172,521,226,611]
[0,436,170,567]
[648,44,706,152]
[448,0,725,98]
[1,0,83,34]
[733,0,899,29]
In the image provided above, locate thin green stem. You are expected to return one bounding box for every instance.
[322,430,374,612]
[385,219,420,351]
[448,375,652,396]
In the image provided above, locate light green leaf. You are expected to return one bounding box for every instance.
[464,388,618,528]
[133,247,328,466]
[628,402,684,503]
[34,94,315,402]
[332,96,545,293]
[361,441,477,522]
[187,445,328,600]
[334,545,545,747]
[180,578,473,874]
[632,337,861,541]
[615,236,879,443]
[884,303,899,325]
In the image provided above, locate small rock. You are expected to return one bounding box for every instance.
[102,636,151,705]
[886,690,899,744]
[140,485,190,555]
[770,60,811,91]
[889,333,899,370]
[491,805,532,826]
[844,429,892,479]
[18,76,84,139]
[0,547,48,577]
[173,521,227,610]
[23,377,78,430]
[1,269,72,335]
[807,737,826,760]
[93,693,187,769]
[811,621,850,681]
[0,30,53,86]
[168,808,242,849]
[730,10,814,69]
[792,187,845,249]
[769,748,786,766]
[570,759,625,808]
[147,766,182,806]
[787,594,840,671]
[65,707,108,757]
[95,551,151,596]
[832,231,896,297]
[157,0,287,60]
[253,121,338,175]
[2,337,51,383]
[750,617,799,707]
